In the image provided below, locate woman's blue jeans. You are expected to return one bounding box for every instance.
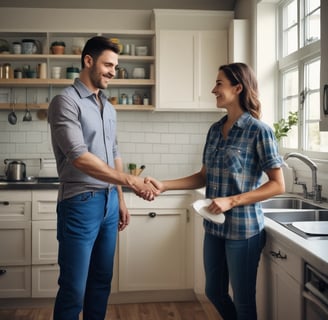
[53,188,119,320]
[203,230,266,320]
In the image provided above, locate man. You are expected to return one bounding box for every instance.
[48,36,158,320]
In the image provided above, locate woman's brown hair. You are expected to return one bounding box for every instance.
[219,63,261,119]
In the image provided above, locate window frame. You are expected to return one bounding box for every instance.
[277,0,325,158]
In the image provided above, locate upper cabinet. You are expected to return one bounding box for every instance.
[157,30,227,110]
[153,9,234,111]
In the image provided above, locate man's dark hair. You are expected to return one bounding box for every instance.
[81,36,120,68]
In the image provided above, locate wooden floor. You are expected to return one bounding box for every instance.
[0,300,223,320]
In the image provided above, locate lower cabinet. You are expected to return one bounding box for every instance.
[118,208,188,291]
[0,189,194,300]
[31,190,59,297]
[0,191,32,298]
[257,232,303,320]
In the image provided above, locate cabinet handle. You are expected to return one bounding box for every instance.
[1,201,9,206]
[324,84,328,115]
[0,269,7,276]
[270,250,287,259]
[148,212,156,218]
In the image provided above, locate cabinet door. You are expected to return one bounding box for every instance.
[198,30,227,109]
[32,264,59,298]
[0,221,31,265]
[0,266,31,298]
[157,30,227,110]
[158,30,196,109]
[32,220,58,264]
[119,208,187,291]
[257,235,303,320]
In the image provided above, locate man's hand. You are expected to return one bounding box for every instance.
[118,199,130,231]
[131,176,160,201]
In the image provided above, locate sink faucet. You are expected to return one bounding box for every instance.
[284,152,323,202]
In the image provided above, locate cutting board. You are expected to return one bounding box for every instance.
[292,221,328,235]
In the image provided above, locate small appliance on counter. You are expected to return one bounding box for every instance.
[4,159,26,181]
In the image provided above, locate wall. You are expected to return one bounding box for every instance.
[0,109,221,179]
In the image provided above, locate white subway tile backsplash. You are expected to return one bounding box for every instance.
[0,110,221,179]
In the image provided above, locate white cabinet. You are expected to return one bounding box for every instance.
[119,192,193,294]
[153,9,232,111]
[119,208,188,291]
[0,191,32,298]
[157,30,227,111]
[257,233,303,320]
[228,19,251,65]
[31,190,58,297]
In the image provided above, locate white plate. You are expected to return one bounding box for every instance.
[192,199,225,224]
[292,221,328,235]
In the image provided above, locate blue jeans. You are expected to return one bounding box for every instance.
[203,230,266,320]
[53,188,119,320]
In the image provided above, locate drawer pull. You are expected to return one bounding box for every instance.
[270,250,287,259]
[1,201,9,206]
[148,212,156,218]
[0,269,7,276]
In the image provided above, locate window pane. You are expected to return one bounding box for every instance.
[282,0,298,56]
[284,0,297,28]
[281,68,299,148]
[285,25,298,55]
[306,0,320,14]
[305,8,320,44]
[304,58,321,151]
[306,91,320,120]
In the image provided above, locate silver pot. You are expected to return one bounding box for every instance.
[4,160,26,181]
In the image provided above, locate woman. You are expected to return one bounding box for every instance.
[147,63,285,320]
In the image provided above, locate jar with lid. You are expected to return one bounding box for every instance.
[120,93,127,105]
[132,92,142,105]
[66,67,80,79]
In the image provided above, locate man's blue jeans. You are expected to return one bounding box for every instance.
[53,188,119,320]
[203,230,266,320]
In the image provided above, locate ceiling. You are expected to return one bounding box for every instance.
[0,0,236,10]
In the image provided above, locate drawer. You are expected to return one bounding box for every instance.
[32,190,57,220]
[0,221,31,265]
[0,191,31,221]
[263,233,302,281]
[0,265,31,298]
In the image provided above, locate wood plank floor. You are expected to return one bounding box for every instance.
[0,300,223,320]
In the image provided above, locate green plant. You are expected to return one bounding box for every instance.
[273,111,298,142]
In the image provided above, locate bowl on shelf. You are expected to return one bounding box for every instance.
[132,67,145,79]
[51,41,65,54]
[135,46,148,56]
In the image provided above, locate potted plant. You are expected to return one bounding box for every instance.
[50,41,65,54]
[273,111,298,142]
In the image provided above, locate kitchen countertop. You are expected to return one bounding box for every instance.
[0,178,59,190]
[194,189,328,275]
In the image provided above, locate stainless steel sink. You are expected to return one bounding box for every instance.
[264,210,328,223]
[264,209,328,240]
[262,196,328,239]
[261,197,325,210]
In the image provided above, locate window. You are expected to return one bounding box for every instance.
[278,0,328,154]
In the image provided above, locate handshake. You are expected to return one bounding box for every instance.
[131,175,164,201]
